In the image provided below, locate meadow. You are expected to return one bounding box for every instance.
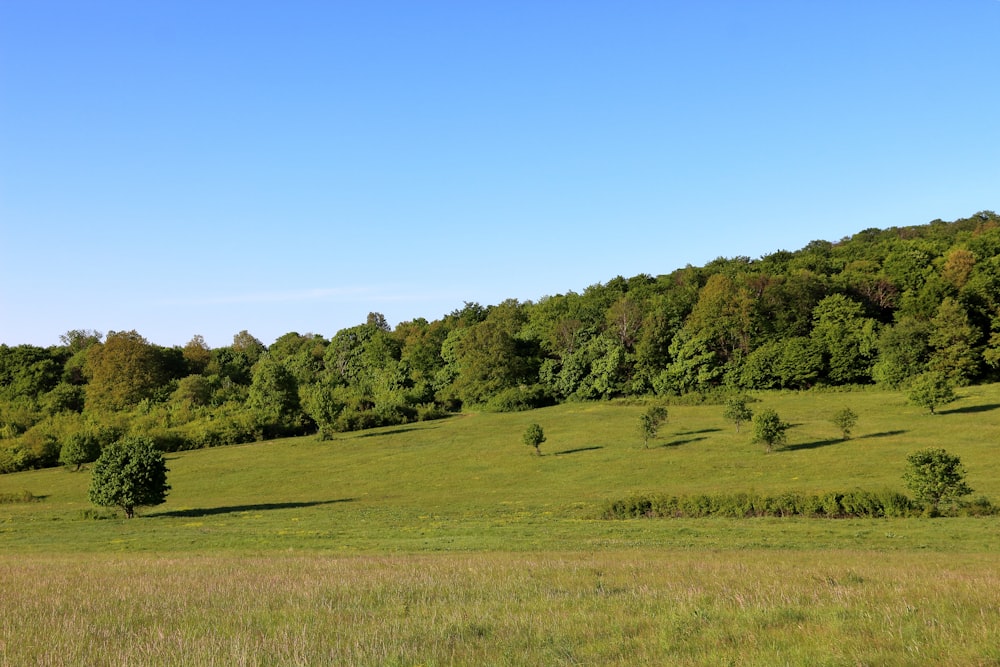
[2,386,999,665]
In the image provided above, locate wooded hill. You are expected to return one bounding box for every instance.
[2,210,999,473]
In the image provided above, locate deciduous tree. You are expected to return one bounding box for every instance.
[88,436,170,518]
[907,371,957,414]
[927,297,980,385]
[522,423,545,456]
[831,407,858,440]
[59,431,100,471]
[903,448,973,511]
[638,405,668,448]
[247,355,305,437]
[810,294,878,384]
[723,396,753,433]
[752,409,789,453]
[83,331,169,411]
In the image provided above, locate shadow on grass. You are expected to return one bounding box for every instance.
[659,436,707,448]
[355,425,441,438]
[859,430,906,439]
[785,429,907,452]
[152,499,356,518]
[784,438,842,452]
[673,428,723,436]
[938,403,1000,415]
[553,446,604,456]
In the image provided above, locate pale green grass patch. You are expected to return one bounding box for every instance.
[1,551,998,666]
[2,386,1000,663]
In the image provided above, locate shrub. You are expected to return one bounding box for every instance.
[0,490,38,504]
[601,490,925,520]
[485,385,554,413]
[903,448,973,511]
[59,431,101,470]
[752,409,790,452]
[522,423,546,456]
[831,407,858,439]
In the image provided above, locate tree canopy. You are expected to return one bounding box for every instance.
[88,436,170,518]
[4,211,1000,472]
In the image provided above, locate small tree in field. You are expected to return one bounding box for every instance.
[638,405,668,448]
[723,396,753,433]
[831,407,858,440]
[907,371,957,414]
[88,436,170,518]
[903,448,973,512]
[752,409,789,453]
[59,431,101,471]
[522,423,545,456]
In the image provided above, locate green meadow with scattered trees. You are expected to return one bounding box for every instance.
[2,212,1000,664]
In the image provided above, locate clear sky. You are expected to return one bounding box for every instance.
[2,1,997,349]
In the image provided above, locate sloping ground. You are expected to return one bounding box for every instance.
[1,384,998,553]
[3,387,999,664]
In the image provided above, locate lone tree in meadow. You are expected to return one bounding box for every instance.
[831,407,858,440]
[903,448,973,512]
[59,431,101,471]
[522,423,546,456]
[88,436,170,518]
[638,405,668,448]
[723,396,753,433]
[907,371,957,414]
[752,409,790,453]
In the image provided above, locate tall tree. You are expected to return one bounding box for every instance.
[181,335,212,375]
[927,297,980,385]
[0,345,62,401]
[810,294,878,384]
[247,355,306,437]
[84,331,168,411]
[871,317,930,388]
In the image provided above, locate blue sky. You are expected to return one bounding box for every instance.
[2,1,997,348]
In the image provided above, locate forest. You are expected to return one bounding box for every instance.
[2,210,1000,474]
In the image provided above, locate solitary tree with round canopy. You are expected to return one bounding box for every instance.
[88,436,170,518]
[522,423,546,456]
[903,448,973,512]
[752,409,790,453]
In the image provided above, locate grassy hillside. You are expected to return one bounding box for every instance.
[2,384,999,553]
[3,386,1000,665]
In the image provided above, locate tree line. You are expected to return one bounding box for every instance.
[2,210,1000,473]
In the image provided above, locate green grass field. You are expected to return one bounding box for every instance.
[2,386,999,664]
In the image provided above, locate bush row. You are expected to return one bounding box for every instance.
[600,490,997,519]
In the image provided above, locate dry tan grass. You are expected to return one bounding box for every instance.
[2,550,998,666]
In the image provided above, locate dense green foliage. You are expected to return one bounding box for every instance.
[904,448,974,511]
[88,436,170,518]
[601,489,926,519]
[5,211,1000,472]
[907,371,958,414]
[522,423,546,455]
[752,408,790,453]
